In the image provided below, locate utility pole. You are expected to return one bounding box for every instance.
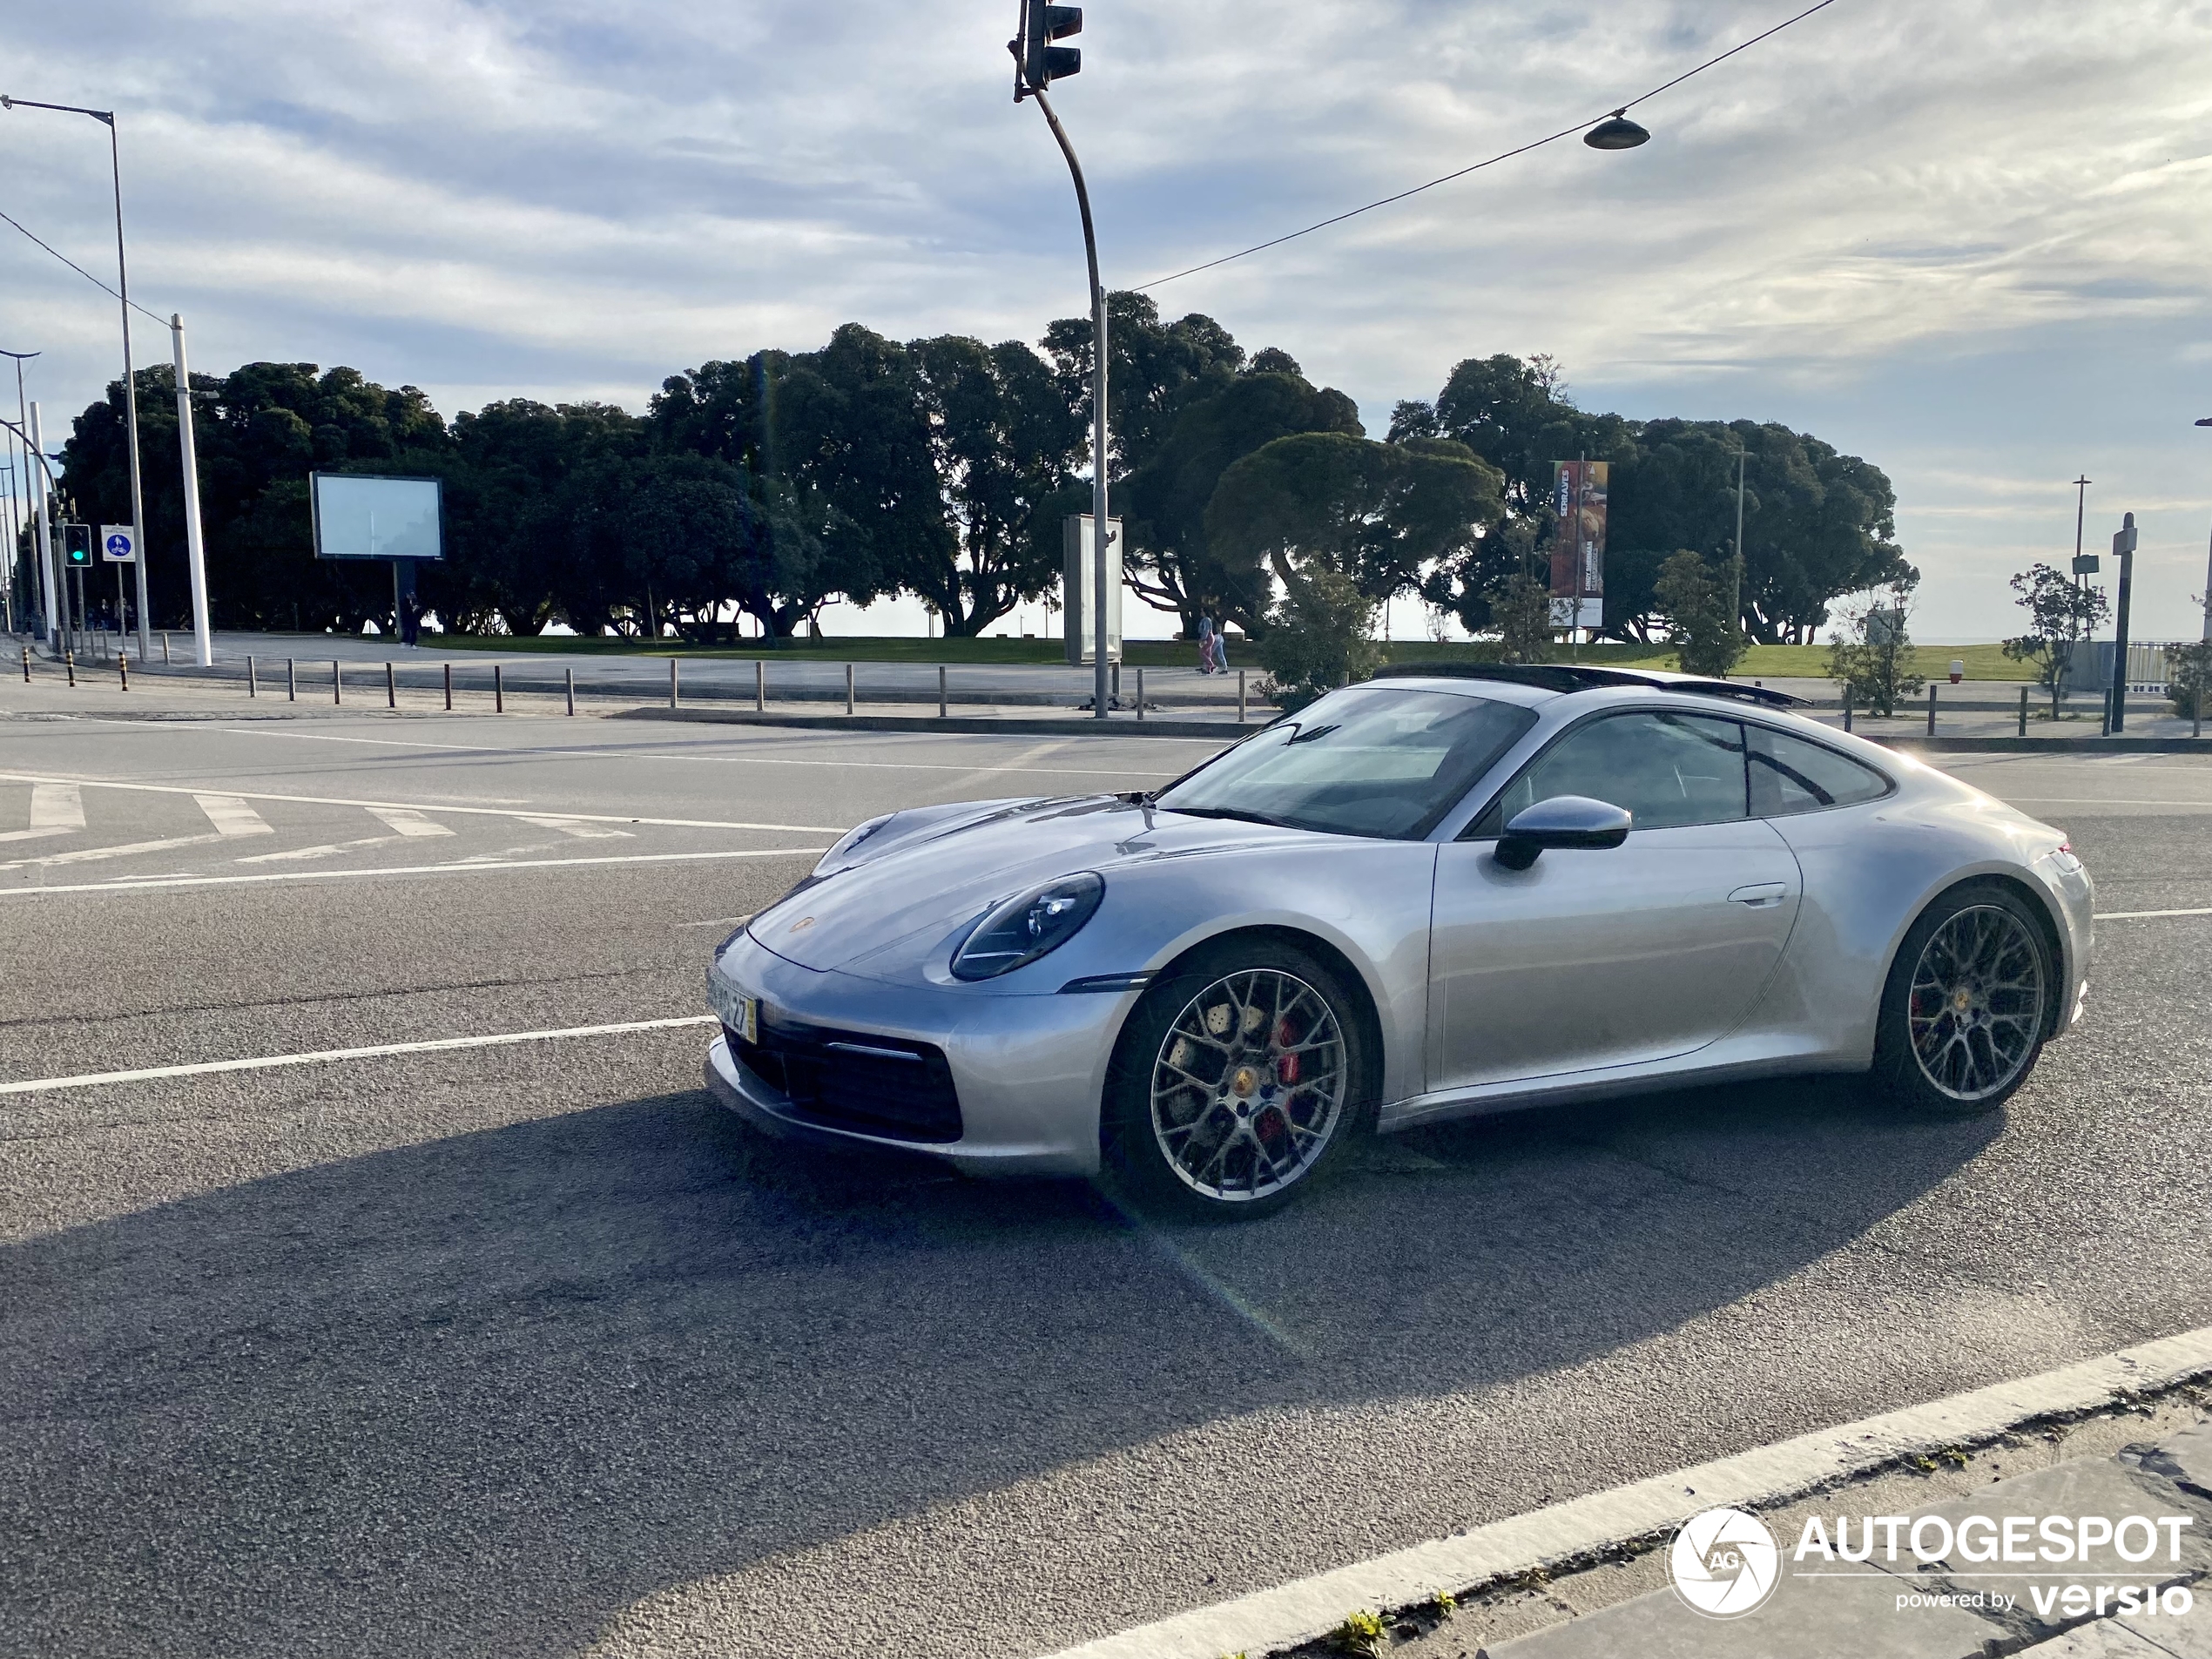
[1732,447,1747,646]
[27,402,57,651]
[171,314,212,664]
[1010,1,1109,718]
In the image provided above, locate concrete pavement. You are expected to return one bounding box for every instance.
[3,698,2212,1657]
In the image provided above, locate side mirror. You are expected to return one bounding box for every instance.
[1494,794,1632,871]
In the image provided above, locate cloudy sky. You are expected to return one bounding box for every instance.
[4,0,2211,641]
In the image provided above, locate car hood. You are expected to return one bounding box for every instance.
[744,794,1309,974]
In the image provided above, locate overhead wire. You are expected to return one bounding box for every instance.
[0,204,168,325]
[1133,0,1841,291]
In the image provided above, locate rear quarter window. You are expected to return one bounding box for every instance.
[1748,725,1892,817]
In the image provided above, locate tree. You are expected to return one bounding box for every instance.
[2002,563,2109,721]
[1120,368,1363,632]
[1203,433,1504,634]
[1654,550,1749,678]
[1487,570,1554,664]
[1826,578,1926,716]
[1251,561,1384,712]
[1042,291,1246,486]
[907,334,1084,635]
[60,361,451,633]
[2167,635,2212,723]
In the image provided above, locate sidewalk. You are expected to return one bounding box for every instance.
[1474,1420,2212,1659]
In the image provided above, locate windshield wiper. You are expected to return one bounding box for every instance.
[1158,804,1298,828]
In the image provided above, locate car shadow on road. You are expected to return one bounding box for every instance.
[0,1076,1997,1658]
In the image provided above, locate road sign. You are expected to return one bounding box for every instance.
[100,524,138,563]
[1548,597,1602,630]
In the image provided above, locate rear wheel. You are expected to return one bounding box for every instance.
[1103,939,1372,1218]
[1874,884,2053,1115]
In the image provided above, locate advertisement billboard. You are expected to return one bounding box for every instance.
[1549,460,1608,615]
[309,474,444,561]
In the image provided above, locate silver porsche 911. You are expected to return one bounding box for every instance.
[704,664,2093,1216]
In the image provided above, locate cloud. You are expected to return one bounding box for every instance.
[3,0,2210,635]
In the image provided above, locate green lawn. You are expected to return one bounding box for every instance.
[424,632,2036,680]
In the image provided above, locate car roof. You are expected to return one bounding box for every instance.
[1369,662,1808,710]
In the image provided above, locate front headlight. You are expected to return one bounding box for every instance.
[814,813,897,876]
[950,873,1105,981]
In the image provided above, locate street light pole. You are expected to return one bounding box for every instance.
[3,95,151,658]
[1732,446,1746,642]
[2196,422,2212,648]
[171,314,212,664]
[1022,82,1110,720]
[21,405,59,651]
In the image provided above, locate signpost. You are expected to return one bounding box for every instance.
[2107,512,2137,733]
[100,523,135,646]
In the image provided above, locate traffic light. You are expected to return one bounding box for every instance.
[61,523,91,569]
[1020,0,1081,91]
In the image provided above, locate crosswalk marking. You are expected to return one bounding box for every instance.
[366,806,453,838]
[518,815,634,840]
[193,795,273,839]
[0,784,85,843]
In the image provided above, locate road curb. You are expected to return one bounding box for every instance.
[611,706,1255,740]
[1035,1325,2212,1659]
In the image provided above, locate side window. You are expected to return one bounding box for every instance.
[1749,725,1892,816]
[1474,711,1748,835]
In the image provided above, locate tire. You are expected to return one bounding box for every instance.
[1873,882,2054,1116]
[1102,936,1374,1219]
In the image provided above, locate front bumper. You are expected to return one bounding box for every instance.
[703,931,1125,1177]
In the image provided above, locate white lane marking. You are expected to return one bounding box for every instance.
[1042,1325,2212,1659]
[0,1015,720,1097]
[0,844,828,896]
[91,721,1215,774]
[0,783,85,842]
[2094,907,2212,920]
[366,806,453,838]
[519,815,634,840]
[0,833,223,872]
[0,772,844,834]
[194,794,274,838]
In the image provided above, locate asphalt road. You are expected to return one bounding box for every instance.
[3,699,2210,1659]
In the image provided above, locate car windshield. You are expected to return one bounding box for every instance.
[1156,686,1538,840]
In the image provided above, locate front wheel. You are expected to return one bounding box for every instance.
[1874,884,2054,1116]
[1103,939,1372,1218]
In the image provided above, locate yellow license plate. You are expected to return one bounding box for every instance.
[731,993,758,1045]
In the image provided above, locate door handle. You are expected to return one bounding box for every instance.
[1728,882,1789,907]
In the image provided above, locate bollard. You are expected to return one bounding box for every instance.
[443,661,452,711]
[938,664,947,718]
[386,662,397,709]
[118,651,128,691]
[670,658,679,710]
[495,664,505,713]
[334,660,342,705]
[565,666,575,717]
[754,659,765,713]
[1238,669,1246,725]
[1926,682,1936,737]
[19,644,29,683]
[1136,666,1145,722]
[287,658,296,702]
[161,631,172,664]
[65,651,75,688]
[2019,685,2029,738]
[1843,693,1853,734]
[247,656,257,698]
[845,663,854,716]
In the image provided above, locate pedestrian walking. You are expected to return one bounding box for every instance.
[1196,616,1217,675]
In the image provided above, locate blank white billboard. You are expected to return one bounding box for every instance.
[310,473,444,561]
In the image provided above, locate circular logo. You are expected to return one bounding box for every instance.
[1669,1507,1780,1619]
